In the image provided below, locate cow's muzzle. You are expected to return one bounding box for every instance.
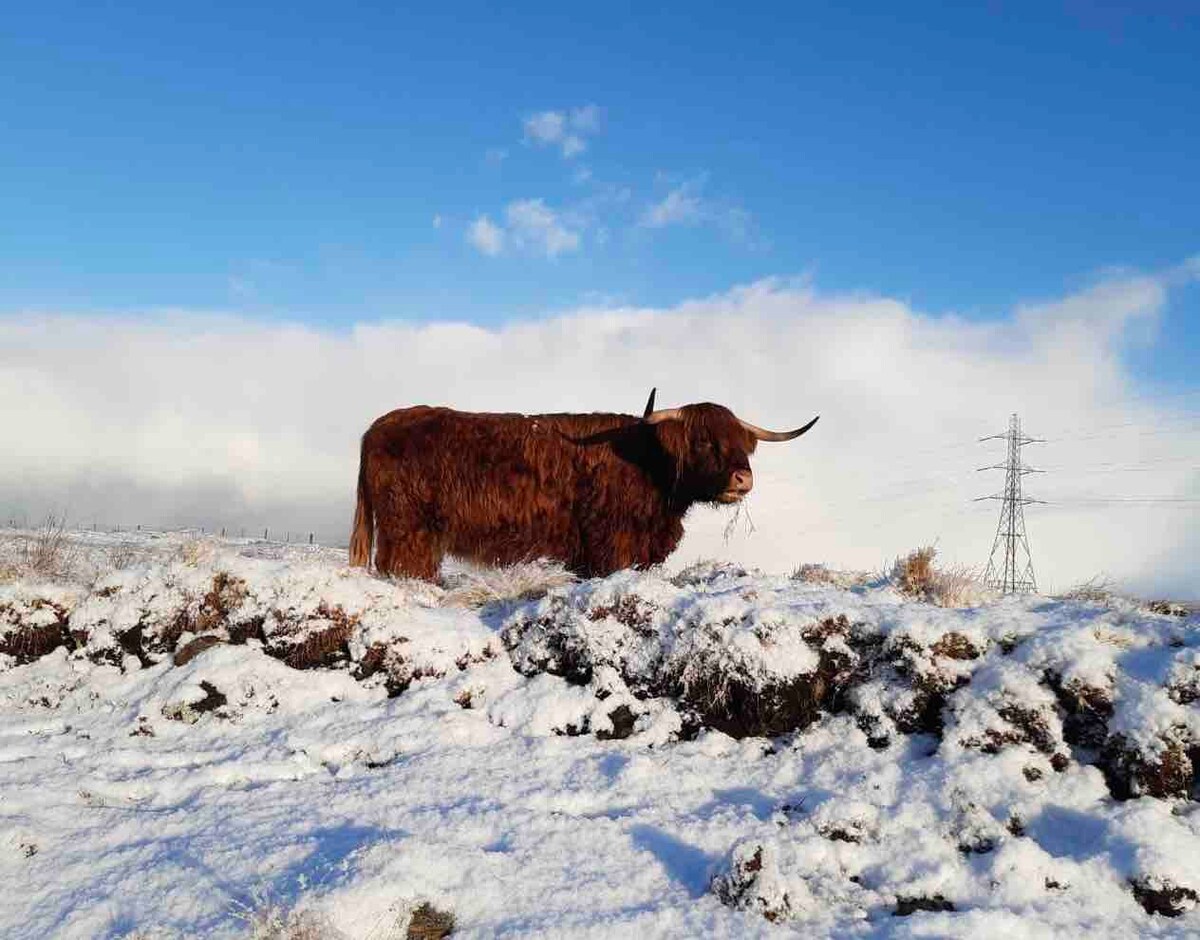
[717,468,753,503]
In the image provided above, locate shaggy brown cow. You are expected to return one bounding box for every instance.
[349,390,818,580]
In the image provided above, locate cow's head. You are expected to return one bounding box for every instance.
[641,389,819,505]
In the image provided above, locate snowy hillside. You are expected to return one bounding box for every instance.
[1,530,1197,938]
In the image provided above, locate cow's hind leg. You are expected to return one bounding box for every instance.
[375,529,441,582]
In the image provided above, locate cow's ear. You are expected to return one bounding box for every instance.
[651,416,688,458]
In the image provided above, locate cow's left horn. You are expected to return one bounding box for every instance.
[738,414,820,442]
[643,387,657,418]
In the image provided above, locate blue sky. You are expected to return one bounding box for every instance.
[3,2,1198,382]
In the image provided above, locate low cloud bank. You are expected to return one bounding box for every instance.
[2,267,1197,597]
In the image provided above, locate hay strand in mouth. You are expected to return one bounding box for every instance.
[722,500,756,544]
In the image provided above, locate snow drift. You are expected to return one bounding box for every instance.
[0,535,1197,936]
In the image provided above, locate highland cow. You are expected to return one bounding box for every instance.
[349,389,818,580]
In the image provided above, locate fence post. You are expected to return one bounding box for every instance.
[308,533,313,545]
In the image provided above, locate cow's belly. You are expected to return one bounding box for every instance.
[442,471,578,567]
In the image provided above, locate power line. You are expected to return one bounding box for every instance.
[1041,497,1200,505]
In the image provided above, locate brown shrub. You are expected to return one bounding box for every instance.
[930,632,980,661]
[406,902,455,938]
[265,603,360,670]
[680,670,829,739]
[1047,674,1113,751]
[0,598,73,664]
[174,635,224,667]
[586,594,658,632]
[1147,600,1191,617]
[196,571,249,633]
[1102,735,1195,801]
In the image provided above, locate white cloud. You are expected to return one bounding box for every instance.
[2,265,1197,598]
[570,104,600,132]
[523,110,565,144]
[432,214,443,229]
[522,106,601,159]
[560,135,586,158]
[466,200,581,258]
[466,215,505,256]
[640,181,704,228]
[505,199,580,257]
[638,175,754,244]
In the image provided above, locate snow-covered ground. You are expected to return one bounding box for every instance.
[1,529,1197,938]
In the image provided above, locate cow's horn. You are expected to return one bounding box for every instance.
[644,406,684,424]
[738,414,820,442]
[642,387,657,418]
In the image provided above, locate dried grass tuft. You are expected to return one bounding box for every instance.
[174,537,221,567]
[1059,575,1119,605]
[441,559,576,608]
[238,901,342,940]
[790,562,873,590]
[19,514,80,581]
[889,545,988,608]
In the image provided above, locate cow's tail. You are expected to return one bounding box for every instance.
[349,442,373,569]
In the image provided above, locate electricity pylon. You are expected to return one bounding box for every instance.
[975,413,1044,594]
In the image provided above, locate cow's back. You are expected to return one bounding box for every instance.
[361,407,640,569]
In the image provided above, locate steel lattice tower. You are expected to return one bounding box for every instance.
[975,414,1044,594]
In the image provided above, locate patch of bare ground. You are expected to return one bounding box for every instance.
[711,843,792,924]
[894,894,956,916]
[1130,876,1199,917]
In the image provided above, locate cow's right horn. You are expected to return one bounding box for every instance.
[738,414,820,441]
[644,406,684,424]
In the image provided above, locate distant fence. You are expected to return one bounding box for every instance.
[1,518,347,549]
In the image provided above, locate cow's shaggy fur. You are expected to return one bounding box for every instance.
[350,402,802,580]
